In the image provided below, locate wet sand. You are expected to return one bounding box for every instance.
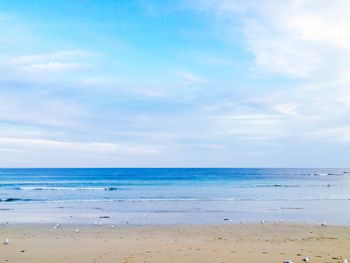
[0,223,349,263]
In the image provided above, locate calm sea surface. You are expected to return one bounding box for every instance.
[1,168,350,225]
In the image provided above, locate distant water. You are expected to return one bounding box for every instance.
[1,168,350,225]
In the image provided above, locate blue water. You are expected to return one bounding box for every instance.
[1,168,350,225]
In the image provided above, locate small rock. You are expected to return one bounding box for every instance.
[302,256,309,262]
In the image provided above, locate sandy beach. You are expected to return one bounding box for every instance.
[1,223,349,263]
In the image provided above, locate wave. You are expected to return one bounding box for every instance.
[0,198,37,202]
[9,183,339,191]
[310,173,349,177]
[3,197,350,203]
[255,184,336,188]
[252,184,305,188]
[15,186,119,191]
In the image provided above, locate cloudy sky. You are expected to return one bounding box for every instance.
[0,0,349,167]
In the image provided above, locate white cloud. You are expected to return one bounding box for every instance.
[272,103,299,117]
[190,0,350,146]
[244,1,350,78]
[1,2,350,167]
[194,0,350,78]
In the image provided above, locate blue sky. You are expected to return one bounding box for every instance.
[0,0,350,167]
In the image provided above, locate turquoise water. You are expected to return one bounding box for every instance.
[1,168,350,224]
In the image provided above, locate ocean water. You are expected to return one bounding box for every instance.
[1,168,350,225]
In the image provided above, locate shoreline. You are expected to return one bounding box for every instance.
[0,220,343,226]
[1,223,349,262]
[3,198,350,226]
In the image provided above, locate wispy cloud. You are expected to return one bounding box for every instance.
[0,137,159,155]
[308,126,350,143]
[18,62,90,73]
[173,70,206,86]
[0,1,349,167]
[191,0,350,142]
[193,0,350,78]
[10,50,93,64]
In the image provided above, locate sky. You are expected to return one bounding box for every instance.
[0,0,350,168]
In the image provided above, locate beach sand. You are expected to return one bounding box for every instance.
[0,223,349,263]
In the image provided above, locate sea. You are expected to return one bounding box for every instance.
[1,168,350,225]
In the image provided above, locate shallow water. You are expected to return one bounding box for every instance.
[1,168,350,224]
